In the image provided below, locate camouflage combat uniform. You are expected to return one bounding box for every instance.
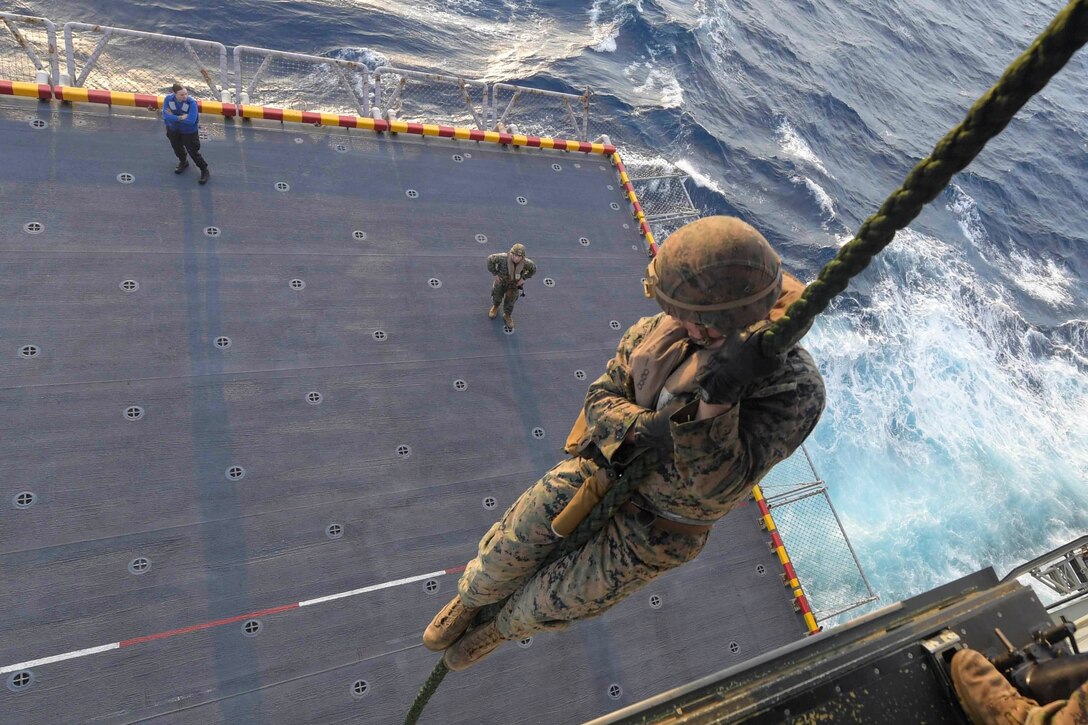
[487,252,536,317]
[953,648,1088,725]
[457,311,826,638]
[1032,683,1088,725]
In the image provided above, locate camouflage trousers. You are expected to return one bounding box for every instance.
[457,456,709,638]
[490,280,520,316]
[1029,680,1088,724]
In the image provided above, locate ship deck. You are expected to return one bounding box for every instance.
[0,94,808,724]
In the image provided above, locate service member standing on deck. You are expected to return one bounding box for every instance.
[162,83,210,185]
[487,243,536,330]
[425,216,826,670]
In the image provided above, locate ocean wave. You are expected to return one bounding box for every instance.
[588,0,643,53]
[624,61,684,107]
[1001,250,1077,309]
[946,183,986,247]
[806,225,1088,600]
[775,118,832,177]
[947,183,1076,308]
[326,47,391,71]
[791,174,836,226]
[676,159,725,196]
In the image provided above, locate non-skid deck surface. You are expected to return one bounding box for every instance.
[0,96,807,724]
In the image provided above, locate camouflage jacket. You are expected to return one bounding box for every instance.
[487,253,536,286]
[583,313,825,521]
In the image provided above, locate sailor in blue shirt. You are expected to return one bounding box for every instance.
[162,82,210,184]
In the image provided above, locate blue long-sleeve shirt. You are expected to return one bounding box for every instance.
[162,93,199,134]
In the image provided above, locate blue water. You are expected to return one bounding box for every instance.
[19,0,1088,606]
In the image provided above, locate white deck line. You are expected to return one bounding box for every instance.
[3,567,456,676]
[299,569,450,607]
[1,643,120,675]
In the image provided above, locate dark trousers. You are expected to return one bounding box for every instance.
[166,129,208,170]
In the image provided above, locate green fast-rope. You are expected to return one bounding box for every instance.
[404,660,449,725]
[407,2,1088,722]
[763,0,1088,354]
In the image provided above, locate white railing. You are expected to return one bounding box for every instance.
[0,12,57,85]
[2,15,600,139]
[63,23,228,99]
[233,46,370,116]
[493,82,590,140]
[373,66,487,129]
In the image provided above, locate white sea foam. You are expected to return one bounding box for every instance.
[947,183,986,247]
[791,174,836,225]
[588,0,638,53]
[635,66,678,106]
[589,3,620,55]
[776,119,832,177]
[593,31,619,53]
[676,159,725,196]
[1002,250,1076,308]
[947,184,1075,308]
[624,62,683,107]
[803,226,1088,602]
[328,47,391,70]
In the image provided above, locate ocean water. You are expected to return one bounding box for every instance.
[16,0,1088,607]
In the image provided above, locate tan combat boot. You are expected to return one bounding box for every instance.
[442,620,508,671]
[951,649,1040,725]
[488,304,499,319]
[503,313,514,330]
[422,595,478,652]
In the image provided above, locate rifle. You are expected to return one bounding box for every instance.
[992,620,1088,703]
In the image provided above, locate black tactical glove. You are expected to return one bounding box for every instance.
[695,321,785,404]
[628,399,687,449]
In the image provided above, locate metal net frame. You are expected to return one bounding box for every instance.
[0,13,57,85]
[233,46,370,115]
[492,82,590,140]
[757,445,822,495]
[647,213,702,243]
[373,67,487,129]
[633,175,699,224]
[63,23,227,98]
[618,155,702,245]
[764,482,878,622]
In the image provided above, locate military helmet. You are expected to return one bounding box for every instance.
[643,216,782,331]
[509,243,527,257]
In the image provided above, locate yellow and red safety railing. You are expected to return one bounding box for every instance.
[0,80,53,100]
[753,484,821,635]
[2,80,614,153]
[1,78,660,255]
[610,151,657,254]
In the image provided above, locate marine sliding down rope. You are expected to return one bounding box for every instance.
[406,1,1088,722]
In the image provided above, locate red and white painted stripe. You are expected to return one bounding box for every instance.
[0,564,467,676]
